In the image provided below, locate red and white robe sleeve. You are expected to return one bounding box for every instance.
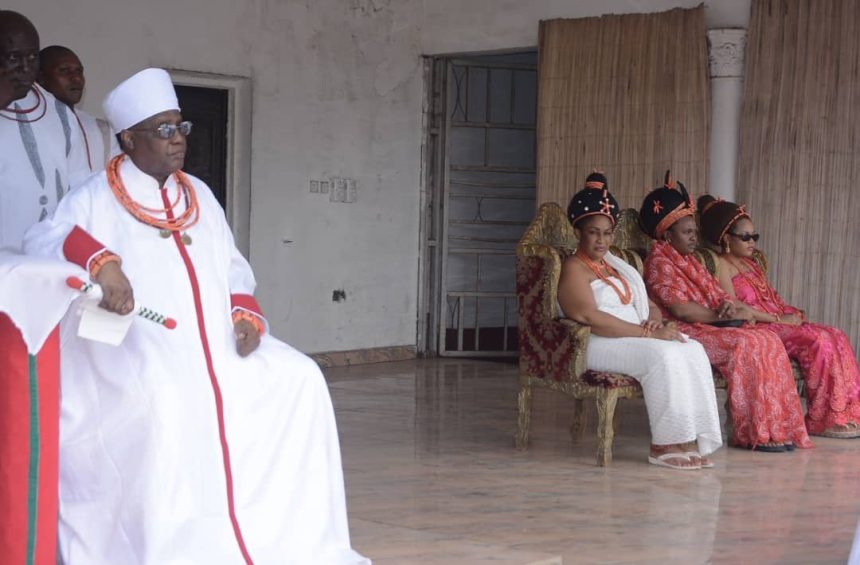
[227,244,268,335]
[23,180,95,261]
[24,182,117,277]
[62,225,111,274]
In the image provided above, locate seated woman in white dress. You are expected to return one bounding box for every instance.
[557,173,723,470]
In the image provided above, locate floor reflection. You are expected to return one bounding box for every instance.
[326,358,860,564]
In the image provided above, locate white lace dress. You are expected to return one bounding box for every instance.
[585,270,723,455]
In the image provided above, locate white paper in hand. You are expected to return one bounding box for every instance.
[77,298,135,346]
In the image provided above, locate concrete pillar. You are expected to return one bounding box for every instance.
[707,28,747,201]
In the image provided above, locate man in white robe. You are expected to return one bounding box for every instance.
[0,11,90,564]
[38,45,119,173]
[25,67,368,565]
[0,28,89,250]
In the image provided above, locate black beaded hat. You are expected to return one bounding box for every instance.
[639,170,695,239]
[698,194,750,247]
[566,172,619,227]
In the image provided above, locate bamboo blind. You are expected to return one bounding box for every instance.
[536,6,710,209]
[738,0,860,353]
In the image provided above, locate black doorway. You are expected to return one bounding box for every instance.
[175,85,229,209]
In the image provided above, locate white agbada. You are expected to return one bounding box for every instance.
[0,84,89,250]
[0,250,87,352]
[70,107,120,172]
[25,156,369,564]
[580,252,723,455]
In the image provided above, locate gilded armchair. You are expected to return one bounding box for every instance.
[515,202,646,466]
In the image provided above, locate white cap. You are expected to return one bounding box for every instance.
[102,68,180,133]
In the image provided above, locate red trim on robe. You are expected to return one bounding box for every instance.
[34,330,59,565]
[62,226,107,271]
[230,294,263,317]
[0,315,59,565]
[161,191,254,565]
[230,294,266,334]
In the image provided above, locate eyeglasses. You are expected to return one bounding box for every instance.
[129,121,193,139]
[728,231,760,242]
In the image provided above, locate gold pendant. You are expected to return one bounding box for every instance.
[159,229,172,239]
[181,233,192,245]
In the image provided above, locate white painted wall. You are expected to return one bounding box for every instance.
[11,0,749,353]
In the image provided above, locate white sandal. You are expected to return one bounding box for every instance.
[684,451,714,468]
[648,452,701,470]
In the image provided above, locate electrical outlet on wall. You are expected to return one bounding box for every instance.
[310,177,356,202]
[330,177,346,203]
[344,178,357,203]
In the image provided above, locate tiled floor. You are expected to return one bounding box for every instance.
[326,358,860,565]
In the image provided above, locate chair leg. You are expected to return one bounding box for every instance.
[515,384,532,450]
[792,362,805,398]
[570,398,587,441]
[723,393,733,441]
[613,404,622,434]
[596,388,620,466]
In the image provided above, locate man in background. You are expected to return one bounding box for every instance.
[0,10,89,565]
[0,14,88,249]
[38,44,119,172]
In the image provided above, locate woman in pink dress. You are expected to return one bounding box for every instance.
[699,195,860,438]
[641,175,810,452]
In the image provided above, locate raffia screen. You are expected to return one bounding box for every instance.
[536,6,710,208]
[737,0,860,352]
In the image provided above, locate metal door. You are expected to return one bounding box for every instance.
[431,53,537,357]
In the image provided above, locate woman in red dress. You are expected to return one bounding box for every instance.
[641,173,810,452]
[699,195,860,438]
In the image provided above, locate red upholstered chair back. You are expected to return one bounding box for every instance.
[515,203,579,383]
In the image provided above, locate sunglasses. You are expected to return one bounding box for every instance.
[129,121,193,139]
[728,231,760,242]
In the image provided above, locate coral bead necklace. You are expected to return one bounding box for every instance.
[575,249,632,305]
[725,255,785,316]
[106,154,199,243]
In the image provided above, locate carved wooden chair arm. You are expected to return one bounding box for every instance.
[558,318,590,379]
